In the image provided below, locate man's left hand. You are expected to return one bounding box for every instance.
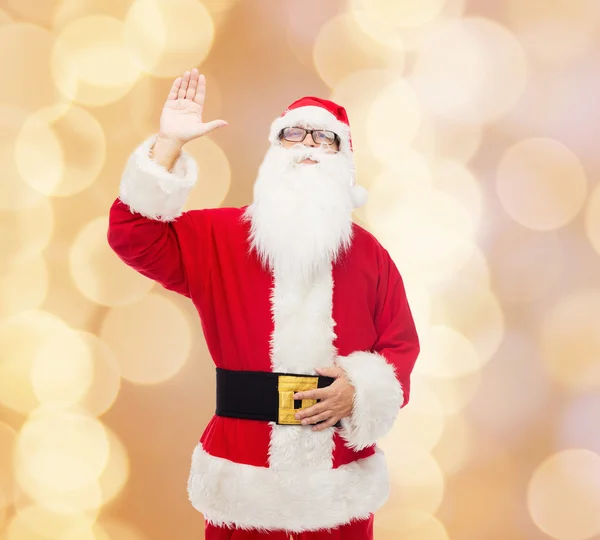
[293,366,355,431]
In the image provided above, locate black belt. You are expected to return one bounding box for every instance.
[216,368,341,427]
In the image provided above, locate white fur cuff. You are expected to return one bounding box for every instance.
[336,351,404,451]
[119,135,197,222]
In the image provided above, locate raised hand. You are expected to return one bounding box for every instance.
[159,68,228,145]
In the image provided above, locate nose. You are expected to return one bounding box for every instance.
[301,132,318,147]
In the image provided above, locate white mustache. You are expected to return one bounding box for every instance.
[285,145,330,164]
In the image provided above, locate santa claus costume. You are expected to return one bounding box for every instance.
[107,97,420,539]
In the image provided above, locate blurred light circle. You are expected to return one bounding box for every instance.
[16,104,106,197]
[92,518,150,540]
[367,79,422,161]
[0,252,48,320]
[415,325,481,378]
[0,8,12,26]
[124,0,215,77]
[0,310,73,414]
[76,332,121,417]
[0,108,46,211]
[507,0,600,62]
[51,16,141,106]
[585,182,600,256]
[96,426,130,507]
[70,216,155,307]
[433,280,504,361]
[497,138,588,230]
[367,189,478,285]
[0,23,61,112]
[31,329,93,409]
[0,196,54,259]
[15,410,109,493]
[540,289,600,392]
[432,117,482,163]
[423,370,482,416]
[0,422,18,508]
[6,503,96,540]
[487,224,564,302]
[376,512,449,540]
[451,244,491,289]
[379,442,445,514]
[431,413,471,475]
[351,0,447,28]
[100,293,191,384]
[313,13,405,89]
[3,0,61,27]
[558,393,600,456]
[185,135,231,209]
[528,449,600,540]
[390,375,445,451]
[432,159,482,224]
[413,17,528,123]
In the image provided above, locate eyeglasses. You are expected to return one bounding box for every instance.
[279,127,339,146]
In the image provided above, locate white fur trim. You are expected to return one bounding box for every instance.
[187,443,390,532]
[119,135,197,222]
[268,264,338,471]
[268,106,353,158]
[336,352,404,451]
[350,184,368,209]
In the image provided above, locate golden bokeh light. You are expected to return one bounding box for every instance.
[185,135,232,210]
[15,409,109,493]
[51,16,142,107]
[431,413,471,475]
[0,252,48,320]
[15,104,106,197]
[432,280,504,361]
[540,289,600,392]
[351,0,447,28]
[0,422,18,509]
[99,293,192,384]
[0,310,73,414]
[432,117,481,163]
[497,138,588,231]
[30,330,93,409]
[76,332,121,418]
[313,13,405,89]
[507,0,600,62]
[380,442,445,514]
[92,518,150,540]
[367,189,478,285]
[0,108,46,211]
[432,159,482,223]
[0,197,54,259]
[488,224,564,302]
[367,78,422,162]
[528,449,600,540]
[376,511,449,540]
[390,375,445,451]
[423,370,482,416]
[5,503,97,540]
[415,325,481,378]
[69,216,155,307]
[0,23,61,112]
[585,182,600,257]
[413,17,528,123]
[124,0,215,78]
[0,8,13,26]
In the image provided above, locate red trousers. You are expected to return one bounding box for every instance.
[205,515,374,540]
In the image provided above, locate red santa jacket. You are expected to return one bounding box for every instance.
[107,136,420,533]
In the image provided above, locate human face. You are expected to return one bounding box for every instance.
[279,126,340,164]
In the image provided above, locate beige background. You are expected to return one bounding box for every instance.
[1,1,600,539]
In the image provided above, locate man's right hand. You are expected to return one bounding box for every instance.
[152,68,228,170]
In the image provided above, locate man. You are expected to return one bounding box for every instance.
[107,68,420,540]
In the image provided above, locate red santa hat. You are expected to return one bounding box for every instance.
[268,96,368,208]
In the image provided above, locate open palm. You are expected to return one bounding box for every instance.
[159,68,227,144]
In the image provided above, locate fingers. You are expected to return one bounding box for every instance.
[294,387,329,401]
[295,402,326,421]
[178,71,191,100]
[312,417,339,432]
[167,77,181,101]
[202,119,228,133]
[301,410,334,426]
[193,73,207,107]
[186,68,199,100]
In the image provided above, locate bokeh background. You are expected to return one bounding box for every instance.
[1,0,599,539]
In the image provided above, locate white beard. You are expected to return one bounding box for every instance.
[243,145,356,282]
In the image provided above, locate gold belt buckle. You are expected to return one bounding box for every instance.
[277,375,319,425]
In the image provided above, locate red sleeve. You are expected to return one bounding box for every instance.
[335,245,420,450]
